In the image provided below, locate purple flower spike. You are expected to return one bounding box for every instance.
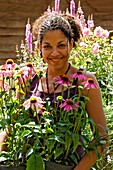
[55,0,60,13]
[28,32,32,53]
[70,0,75,16]
[47,6,51,14]
[25,22,31,43]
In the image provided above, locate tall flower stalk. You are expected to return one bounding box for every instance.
[70,0,75,16]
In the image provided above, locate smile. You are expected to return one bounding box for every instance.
[49,57,63,62]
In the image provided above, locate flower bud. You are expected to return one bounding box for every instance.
[57,95,63,101]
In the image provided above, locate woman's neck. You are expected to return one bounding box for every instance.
[47,63,70,79]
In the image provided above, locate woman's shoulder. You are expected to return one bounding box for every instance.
[70,65,98,87]
[70,65,85,73]
[84,71,98,86]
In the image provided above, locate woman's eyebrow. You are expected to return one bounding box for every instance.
[43,40,67,45]
[43,42,50,44]
[58,40,67,44]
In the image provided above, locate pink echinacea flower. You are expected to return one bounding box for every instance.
[0,67,13,77]
[3,59,18,70]
[20,62,36,80]
[23,96,43,111]
[82,78,98,89]
[60,99,79,112]
[54,74,71,86]
[71,70,87,81]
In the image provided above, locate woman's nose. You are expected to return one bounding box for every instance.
[51,48,59,56]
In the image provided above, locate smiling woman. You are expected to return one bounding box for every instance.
[32,13,82,94]
[30,12,108,169]
[0,9,108,170]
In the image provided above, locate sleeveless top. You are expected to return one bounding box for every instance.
[29,74,85,162]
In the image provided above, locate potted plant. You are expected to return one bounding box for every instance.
[0,56,108,170]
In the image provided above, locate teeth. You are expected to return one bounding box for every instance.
[52,59,59,61]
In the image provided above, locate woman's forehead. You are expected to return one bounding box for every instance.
[42,30,68,43]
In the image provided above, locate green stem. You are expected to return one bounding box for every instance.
[67,87,70,98]
[64,110,67,121]
[35,108,46,149]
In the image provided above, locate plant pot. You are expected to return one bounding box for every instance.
[45,161,75,170]
[0,164,26,170]
[0,162,75,170]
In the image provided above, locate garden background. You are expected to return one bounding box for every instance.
[0,0,113,65]
[0,0,113,169]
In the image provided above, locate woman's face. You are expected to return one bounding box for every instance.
[40,30,73,69]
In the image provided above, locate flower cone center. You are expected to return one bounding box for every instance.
[0,67,6,71]
[6,59,14,64]
[77,70,83,75]
[26,62,33,67]
[62,75,69,81]
[30,97,37,103]
[66,99,73,105]
[87,78,94,83]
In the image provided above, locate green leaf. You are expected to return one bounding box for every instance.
[20,130,31,139]
[50,135,65,144]
[48,140,56,153]
[26,148,33,158]
[65,132,71,150]
[89,117,96,135]
[19,88,25,95]
[33,138,39,148]
[72,134,79,152]
[70,153,78,165]
[57,121,74,126]
[54,148,64,159]
[80,101,85,109]
[0,119,6,130]
[97,124,108,133]
[47,128,54,133]
[94,147,100,158]
[26,153,45,170]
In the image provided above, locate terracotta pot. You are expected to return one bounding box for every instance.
[45,161,75,170]
[0,165,26,170]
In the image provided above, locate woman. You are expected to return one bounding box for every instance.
[30,12,108,169]
[0,12,108,169]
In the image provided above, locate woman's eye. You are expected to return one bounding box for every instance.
[43,45,51,49]
[58,44,66,48]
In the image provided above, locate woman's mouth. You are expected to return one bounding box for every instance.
[49,57,63,63]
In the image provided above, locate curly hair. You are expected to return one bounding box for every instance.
[32,12,82,47]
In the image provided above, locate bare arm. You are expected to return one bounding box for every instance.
[74,72,108,170]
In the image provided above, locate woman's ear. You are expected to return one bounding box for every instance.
[70,38,74,51]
